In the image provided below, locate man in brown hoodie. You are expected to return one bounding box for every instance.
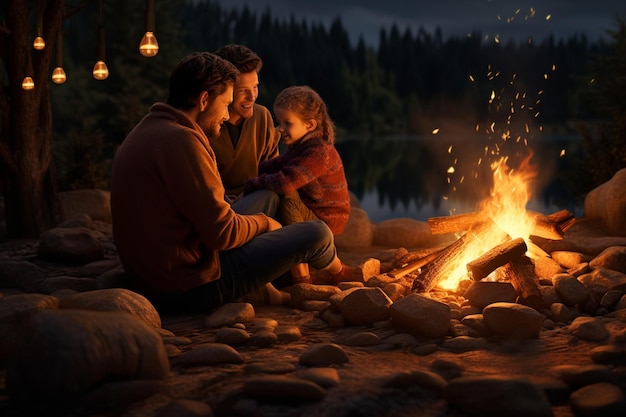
[111,52,349,313]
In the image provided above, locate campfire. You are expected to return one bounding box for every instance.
[391,151,575,310]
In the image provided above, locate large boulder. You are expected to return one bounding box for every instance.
[6,309,169,404]
[58,189,111,223]
[335,207,373,248]
[585,168,626,236]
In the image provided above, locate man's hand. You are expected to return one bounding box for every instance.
[266,217,282,232]
[225,193,243,205]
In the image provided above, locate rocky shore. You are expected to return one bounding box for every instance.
[1,170,626,417]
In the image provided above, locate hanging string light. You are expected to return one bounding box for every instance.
[52,32,66,84]
[33,0,45,50]
[93,0,109,80]
[22,48,35,90]
[139,0,159,57]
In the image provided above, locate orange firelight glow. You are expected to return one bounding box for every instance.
[436,153,537,290]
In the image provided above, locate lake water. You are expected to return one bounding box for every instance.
[335,134,585,223]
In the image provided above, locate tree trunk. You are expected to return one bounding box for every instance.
[0,0,64,238]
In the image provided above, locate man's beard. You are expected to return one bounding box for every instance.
[204,123,220,139]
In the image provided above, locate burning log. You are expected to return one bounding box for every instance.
[529,210,576,240]
[466,237,527,281]
[411,221,508,293]
[427,211,487,235]
[389,248,445,279]
[501,256,543,311]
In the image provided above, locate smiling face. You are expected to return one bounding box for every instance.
[227,71,259,125]
[274,107,316,146]
[197,84,233,139]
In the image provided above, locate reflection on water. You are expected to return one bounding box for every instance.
[336,135,585,223]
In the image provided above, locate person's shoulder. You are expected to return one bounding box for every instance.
[252,103,272,119]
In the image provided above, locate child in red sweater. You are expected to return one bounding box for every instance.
[245,86,352,284]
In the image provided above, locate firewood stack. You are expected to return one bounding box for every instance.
[388,209,576,308]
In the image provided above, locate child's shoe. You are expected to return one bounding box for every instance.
[329,263,354,284]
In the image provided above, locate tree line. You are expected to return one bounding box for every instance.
[1,0,624,238]
[53,0,621,190]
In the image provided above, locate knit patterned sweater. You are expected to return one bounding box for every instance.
[244,133,350,234]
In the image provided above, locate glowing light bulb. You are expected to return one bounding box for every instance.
[33,36,45,50]
[52,67,67,84]
[22,77,35,90]
[93,60,109,80]
[139,31,159,57]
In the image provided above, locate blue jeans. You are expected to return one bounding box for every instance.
[231,190,279,216]
[149,220,336,313]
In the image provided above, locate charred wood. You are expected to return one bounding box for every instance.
[427,212,487,235]
[529,210,576,240]
[502,256,544,310]
[389,248,445,279]
[466,237,527,281]
[411,221,507,293]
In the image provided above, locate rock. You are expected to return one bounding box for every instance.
[533,255,565,279]
[243,375,326,401]
[335,207,373,248]
[549,303,573,323]
[589,345,626,365]
[388,293,451,338]
[569,316,609,341]
[6,309,169,404]
[175,343,244,366]
[551,251,591,268]
[203,303,255,328]
[58,189,112,223]
[381,369,447,393]
[214,327,250,346]
[289,283,342,309]
[589,246,626,274]
[482,302,544,339]
[444,375,553,417]
[584,168,626,236]
[551,364,614,387]
[82,379,168,414]
[58,288,162,328]
[570,382,626,417]
[0,259,46,292]
[354,257,381,282]
[299,343,349,366]
[334,331,381,346]
[373,218,438,248]
[38,227,105,264]
[462,281,518,309]
[0,293,59,364]
[244,360,296,374]
[552,273,590,306]
[578,267,626,292]
[338,287,392,325]
[251,329,278,346]
[274,325,302,343]
[296,367,341,387]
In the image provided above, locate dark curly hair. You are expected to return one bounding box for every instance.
[167,52,239,110]
[213,44,262,74]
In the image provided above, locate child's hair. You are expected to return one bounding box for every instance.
[273,86,335,144]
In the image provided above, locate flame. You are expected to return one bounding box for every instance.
[435,152,538,290]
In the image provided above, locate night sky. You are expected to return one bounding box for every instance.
[211,0,626,46]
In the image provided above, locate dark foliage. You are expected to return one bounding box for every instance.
[48,0,623,203]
